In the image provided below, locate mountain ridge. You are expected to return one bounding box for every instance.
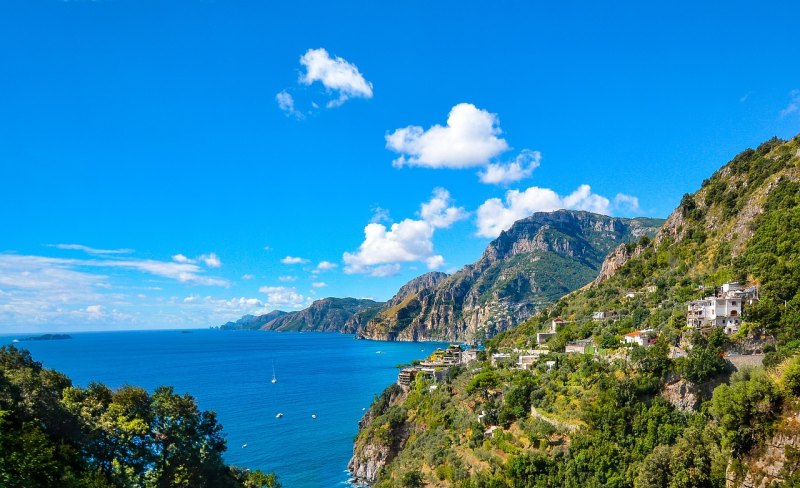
[361,210,663,342]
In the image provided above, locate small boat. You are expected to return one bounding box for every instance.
[271,362,277,384]
[311,414,317,419]
[241,443,248,448]
[275,412,283,419]
[11,339,19,343]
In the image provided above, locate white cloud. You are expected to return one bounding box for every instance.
[344,188,467,276]
[51,243,133,255]
[242,274,254,280]
[425,255,445,270]
[370,207,392,224]
[263,245,272,251]
[316,261,338,271]
[311,282,327,288]
[258,286,307,309]
[278,275,297,282]
[386,103,509,169]
[276,90,304,119]
[172,253,195,264]
[281,256,308,265]
[199,253,221,268]
[475,184,616,238]
[479,150,541,185]
[780,89,800,117]
[343,219,434,275]
[85,304,103,314]
[614,193,640,214]
[299,48,373,108]
[419,188,469,229]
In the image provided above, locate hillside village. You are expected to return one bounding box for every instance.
[491,282,763,369]
[350,135,800,488]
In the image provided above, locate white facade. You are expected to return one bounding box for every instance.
[687,297,743,334]
[623,329,654,347]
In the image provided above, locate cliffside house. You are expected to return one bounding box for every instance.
[397,368,418,388]
[565,339,593,354]
[537,317,566,344]
[536,331,557,344]
[461,349,479,364]
[686,283,757,334]
[491,353,512,366]
[397,366,447,389]
[517,349,549,370]
[622,329,656,347]
[592,310,618,322]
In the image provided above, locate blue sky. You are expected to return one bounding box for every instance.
[1,0,799,332]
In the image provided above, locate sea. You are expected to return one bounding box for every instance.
[0,329,445,487]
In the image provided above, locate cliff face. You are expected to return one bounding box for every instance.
[218,310,288,330]
[259,297,384,333]
[726,411,800,488]
[348,384,408,486]
[218,298,384,333]
[362,210,662,342]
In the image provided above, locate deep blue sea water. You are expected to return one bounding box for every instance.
[0,330,443,487]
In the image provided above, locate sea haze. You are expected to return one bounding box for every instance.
[1,329,444,487]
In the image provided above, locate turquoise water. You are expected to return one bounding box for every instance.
[0,330,442,487]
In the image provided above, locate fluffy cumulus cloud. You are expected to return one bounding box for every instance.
[299,48,373,108]
[258,286,307,309]
[343,189,463,276]
[476,184,621,238]
[278,275,297,282]
[343,219,434,275]
[419,188,469,228]
[479,150,541,185]
[386,103,509,169]
[281,256,308,265]
[311,281,327,288]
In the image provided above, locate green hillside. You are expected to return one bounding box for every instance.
[0,346,281,488]
[349,134,800,488]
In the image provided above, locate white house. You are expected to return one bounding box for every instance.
[565,339,593,354]
[491,353,512,367]
[687,297,743,334]
[592,310,618,322]
[622,329,655,347]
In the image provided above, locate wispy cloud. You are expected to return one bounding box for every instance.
[780,89,800,117]
[50,243,134,255]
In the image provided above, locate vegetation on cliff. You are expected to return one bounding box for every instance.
[362,211,662,342]
[218,297,384,333]
[0,345,280,488]
[351,134,800,487]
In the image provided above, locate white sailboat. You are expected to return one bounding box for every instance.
[271,362,277,384]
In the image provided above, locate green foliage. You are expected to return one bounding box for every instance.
[709,368,782,456]
[360,136,800,488]
[0,345,275,488]
[677,329,730,383]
